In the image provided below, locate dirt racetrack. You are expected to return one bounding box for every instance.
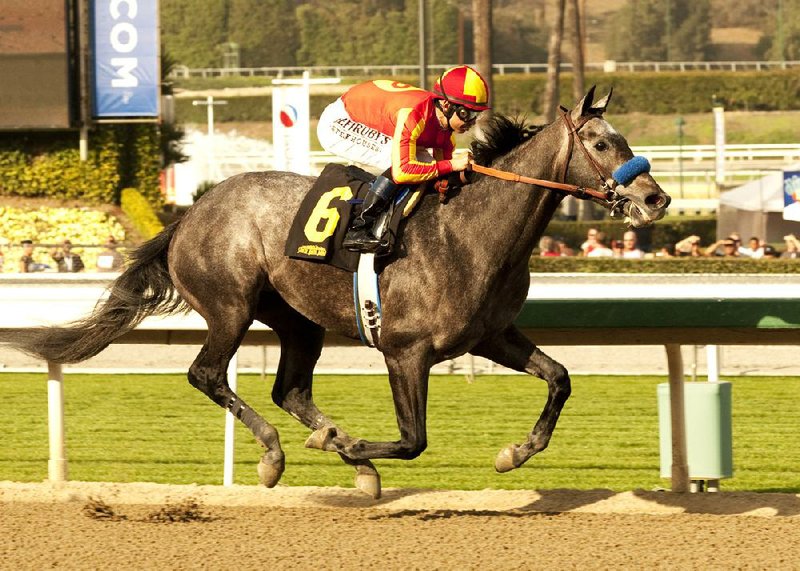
[3,481,800,570]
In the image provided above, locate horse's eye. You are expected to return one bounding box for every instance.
[594,141,608,152]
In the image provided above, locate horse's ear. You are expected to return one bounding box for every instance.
[592,88,613,114]
[571,85,597,123]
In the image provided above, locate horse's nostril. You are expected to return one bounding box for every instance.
[645,193,670,209]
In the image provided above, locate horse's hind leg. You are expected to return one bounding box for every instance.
[188,318,285,487]
[257,299,382,498]
[470,324,571,473]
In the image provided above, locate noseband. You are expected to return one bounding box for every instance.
[469,108,651,218]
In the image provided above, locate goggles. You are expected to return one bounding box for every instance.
[454,105,480,123]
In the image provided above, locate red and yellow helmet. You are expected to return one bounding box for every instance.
[432,65,491,111]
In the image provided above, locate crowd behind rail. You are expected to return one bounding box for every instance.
[0,236,125,274]
[2,230,799,274]
[538,229,800,260]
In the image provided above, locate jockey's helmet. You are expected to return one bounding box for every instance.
[432,65,491,111]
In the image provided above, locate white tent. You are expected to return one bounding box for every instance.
[719,171,784,212]
[717,169,800,243]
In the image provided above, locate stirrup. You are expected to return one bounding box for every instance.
[343,228,381,253]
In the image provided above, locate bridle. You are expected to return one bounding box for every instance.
[468,106,633,217]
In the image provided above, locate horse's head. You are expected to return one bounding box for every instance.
[561,86,671,227]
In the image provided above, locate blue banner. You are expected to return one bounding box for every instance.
[92,0,159,118]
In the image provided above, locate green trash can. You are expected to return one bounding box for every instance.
[658,381,733,481]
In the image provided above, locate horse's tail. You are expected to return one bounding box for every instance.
[13,221,187,364]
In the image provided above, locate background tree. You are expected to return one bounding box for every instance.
[542,0,566,122]
[227,0,298,67]
[161,0,228,67]
[296,0,454,66]
[472,0,494,119]
[671,0,712,60]
[605,0,711,62]
[568,0,585,102]
[758,0,800,60]
[491,6,548,63]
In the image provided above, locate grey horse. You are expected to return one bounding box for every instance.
[13,88,670,498]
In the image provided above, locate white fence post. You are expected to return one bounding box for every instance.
[223,351,238,486]
[47,361,67,483]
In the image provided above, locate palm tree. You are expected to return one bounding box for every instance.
[472,0,493,121]
[542,0,566,122]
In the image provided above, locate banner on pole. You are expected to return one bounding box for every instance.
[713,106,725,186]
[272,84,311,175]
[92,0,159,118]
[783,170,800,222]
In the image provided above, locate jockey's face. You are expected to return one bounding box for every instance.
[448,104,480,133]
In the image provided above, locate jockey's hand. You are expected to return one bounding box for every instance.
[449,153,472,172]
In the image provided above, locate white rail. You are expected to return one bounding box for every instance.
[210,145,800,184]
[170,60,800,79]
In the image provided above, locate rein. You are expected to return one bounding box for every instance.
[468,163,612,201]
[467,108,645,216]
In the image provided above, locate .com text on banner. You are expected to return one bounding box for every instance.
[92,0,159,118]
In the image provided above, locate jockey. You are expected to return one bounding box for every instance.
[317,65,491,252]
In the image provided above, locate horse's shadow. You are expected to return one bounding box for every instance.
[308,487,428,509]
[308,487,800,517]
[306,487,619,515]
[516,488,618,514]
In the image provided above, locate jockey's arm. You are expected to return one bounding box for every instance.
[391,108,456,184]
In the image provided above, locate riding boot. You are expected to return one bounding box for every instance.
[343,175,398,252]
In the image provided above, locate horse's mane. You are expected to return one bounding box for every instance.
[470,114,546,166]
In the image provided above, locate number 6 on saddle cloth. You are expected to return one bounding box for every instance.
[285,163,423,272]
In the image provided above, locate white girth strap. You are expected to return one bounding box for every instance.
[354,253,382,347]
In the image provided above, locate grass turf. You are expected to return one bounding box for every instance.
[2,373,798,492]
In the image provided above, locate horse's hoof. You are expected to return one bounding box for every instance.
[354,471,381,499]
[495,445,518,473]
[257,454,285,487]
[305,426,335,451]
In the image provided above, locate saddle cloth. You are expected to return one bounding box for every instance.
[285,163,423,272]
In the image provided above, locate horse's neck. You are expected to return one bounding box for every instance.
[458,127,565,265]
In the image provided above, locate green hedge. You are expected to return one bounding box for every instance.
[0,125,163,207]
[529,256,799,273]
[174,70,800,123]
[121,188,164,240]
[491,70,800,115]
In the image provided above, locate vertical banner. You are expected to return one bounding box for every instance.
[782,170,800,222]
[713,106,725,187]
[92,0,159,118]
[272,81,311,175]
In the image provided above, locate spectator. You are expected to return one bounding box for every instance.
[621,230,644,259]
[586,231,614,257]
[610,239,624,258]
[705,237,740,257]
[739,236,764,259]
[19,239,49,272]
[538,235,561,257]
[762,244,779,259]
[96,236,125,272]
[674,235,704,257]
[51,239,85,273]
[556,239,575,257]
[580,227,599,256]
[656,243,675,258]
[728,232,745,255]
[781,234,800,259]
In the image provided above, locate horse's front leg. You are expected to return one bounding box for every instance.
[470,324,572,473]
[306,340,432,462]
